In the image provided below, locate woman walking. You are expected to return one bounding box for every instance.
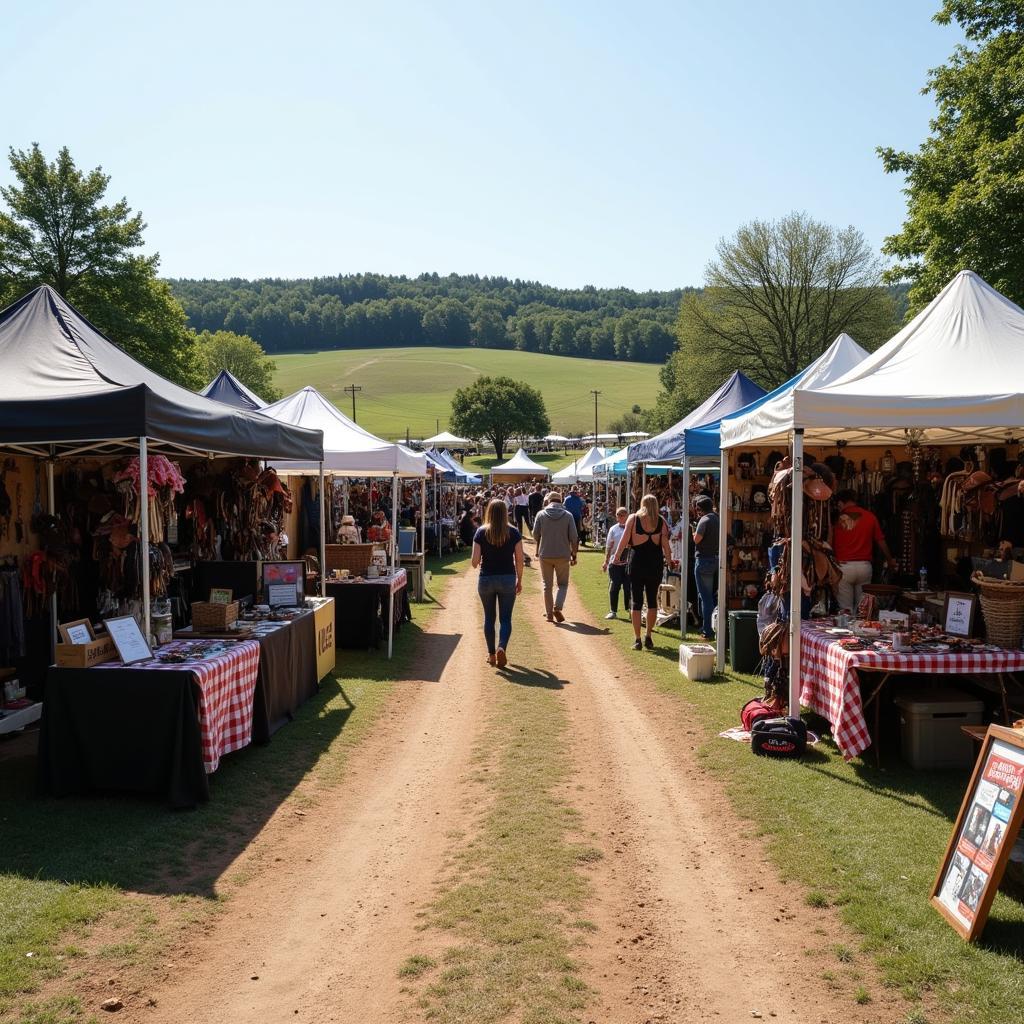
[613,493,675,650]
[472,498,524,668]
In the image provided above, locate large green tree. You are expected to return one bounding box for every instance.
[449,375,550,460]
[195,330,281,403]
[879,2,1024,312]
[0,144,199,386]
[653,212,897,427]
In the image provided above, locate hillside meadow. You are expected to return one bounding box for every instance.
[272,346,661,440]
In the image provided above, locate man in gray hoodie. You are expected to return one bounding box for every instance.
[531,490,579,622]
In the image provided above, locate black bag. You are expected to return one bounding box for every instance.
[751,716,807,758]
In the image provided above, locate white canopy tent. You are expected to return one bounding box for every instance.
[491,447,551,479]
[421,430,472,447]
[551,446,608,484]
[720,271,1024,714]
[263,386,428,658]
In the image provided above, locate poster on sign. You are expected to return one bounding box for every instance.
[931,725,1024,940]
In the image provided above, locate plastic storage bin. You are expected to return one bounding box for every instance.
[894,688,984,769]
[728,610,761,673]
[679,644,716,681]
[398,528,417,555]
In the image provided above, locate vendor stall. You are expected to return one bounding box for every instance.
[327,569,410,650]
[718,271,1024,758]
[0,285,329,798]
[490,448,551,485]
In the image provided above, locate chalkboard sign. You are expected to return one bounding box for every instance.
[931,725,1024,941]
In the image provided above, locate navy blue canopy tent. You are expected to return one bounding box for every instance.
[201,369,268,411]
[626,371,766,466]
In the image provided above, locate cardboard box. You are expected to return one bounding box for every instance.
[55,636,117,668]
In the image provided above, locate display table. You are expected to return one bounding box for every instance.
[326,570,410,658]
[39,639,260,808]
[799,624,1024,762]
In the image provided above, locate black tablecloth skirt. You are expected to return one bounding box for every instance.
[38,667,208,809]
[328,581,411,649]
[251,611,319,743]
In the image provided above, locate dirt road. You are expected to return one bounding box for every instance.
[120,555,895,1024]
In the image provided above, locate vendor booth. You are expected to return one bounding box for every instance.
[200,369,268,411]
[490,448,551,485]
[718,271,1024,763]
[262,386,428,657]
[0,285,332,806]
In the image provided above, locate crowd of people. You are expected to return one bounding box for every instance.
[469,482,721,667]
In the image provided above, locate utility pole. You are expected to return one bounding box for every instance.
[436,418,440,436]
[343,384,362,422]
[590,390,601,442]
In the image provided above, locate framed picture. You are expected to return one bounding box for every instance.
[59,618,95,645]
[208,587,234,605]
[103,615,153,665]
[944,592,977,637]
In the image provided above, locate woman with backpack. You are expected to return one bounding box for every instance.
[471,498,524,668]
[613,493,676,650]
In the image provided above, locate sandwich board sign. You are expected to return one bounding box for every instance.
[931,725,1024,941]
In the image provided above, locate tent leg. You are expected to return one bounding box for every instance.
[388,587,394,659]
[46,452,57,661]
[789,430,804,716]
[391,472,399,571]
[139,437,151,643]
[680,455,690,640]
[716,451,728,672]
[319,462,326,597]
[420,476,426,560]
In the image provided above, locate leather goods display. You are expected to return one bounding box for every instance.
[751,716,808,758]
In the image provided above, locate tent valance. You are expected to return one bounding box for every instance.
[0,286,323,461]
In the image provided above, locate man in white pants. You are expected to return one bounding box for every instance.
[832,490,899,612]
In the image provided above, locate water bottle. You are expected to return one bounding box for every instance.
[918,566,928,592]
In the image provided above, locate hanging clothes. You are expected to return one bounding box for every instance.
[0,562,26,662]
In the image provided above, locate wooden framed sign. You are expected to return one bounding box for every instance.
[103,615,153,666]
[58,618,95,645]
[208,587,234,605]
[943,591,977,637]
[931,725,1024,941]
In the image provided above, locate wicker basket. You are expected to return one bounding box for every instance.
[325,543,374,576]
[191,600,239,630]
[972,572,1024,648]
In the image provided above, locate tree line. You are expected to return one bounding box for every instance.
[167,275,684,364]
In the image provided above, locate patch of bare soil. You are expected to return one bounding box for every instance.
[528,562,904,1024]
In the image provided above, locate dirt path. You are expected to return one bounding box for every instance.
[531,556,901,1024]
[129,567,491,1024]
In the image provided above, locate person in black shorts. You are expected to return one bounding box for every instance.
[613,493,676,650]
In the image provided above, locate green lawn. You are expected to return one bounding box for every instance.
[272,347,660,441]
[0,553,468,1024]
[571,548,1024,1024]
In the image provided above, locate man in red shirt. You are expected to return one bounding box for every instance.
[832,490,898,612]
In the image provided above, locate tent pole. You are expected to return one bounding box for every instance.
[46,450,57,661]
[716,450,728,672]
[789,430,805,716]
[389,471,398,659]
[420,474,426,559]
[318,462,326,597]
[435,478,441,557]
[680,454,690,640]
[139,437,151,643]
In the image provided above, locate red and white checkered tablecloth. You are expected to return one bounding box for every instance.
[106,639,261,773]
[800,625,1024,761]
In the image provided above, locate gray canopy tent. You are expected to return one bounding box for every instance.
[0,285,324,643]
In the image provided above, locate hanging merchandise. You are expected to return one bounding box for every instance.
[0,559,25,661]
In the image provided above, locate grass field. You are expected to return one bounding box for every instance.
[272,347,661,441]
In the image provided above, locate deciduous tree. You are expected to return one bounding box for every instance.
[195,329,281,403]
[449,376,550,460]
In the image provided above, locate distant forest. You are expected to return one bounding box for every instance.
[168,273,688,364]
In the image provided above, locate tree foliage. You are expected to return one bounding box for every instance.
[449,376,550,460]
[651,212,898,428]
[0,144,199,387]
[169,273,683,365]
[195,329,281,403]
[879,1,1024,311]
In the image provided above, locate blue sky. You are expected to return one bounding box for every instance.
[1,0,958,290]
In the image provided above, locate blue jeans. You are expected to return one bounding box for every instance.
[694,555,718,637]
[478,574,517,654]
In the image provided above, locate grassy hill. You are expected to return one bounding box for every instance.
[272,347,661,440]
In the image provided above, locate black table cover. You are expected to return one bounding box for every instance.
[250,611,319,743]
[38,667,208,809]
[327,580,411,649]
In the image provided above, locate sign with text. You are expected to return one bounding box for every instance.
[313,597,336,681]
[931,725,1024,941]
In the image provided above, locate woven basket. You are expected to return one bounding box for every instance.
[191,600,239,630]
[972,572,1024,648]
[325,543,374,575]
